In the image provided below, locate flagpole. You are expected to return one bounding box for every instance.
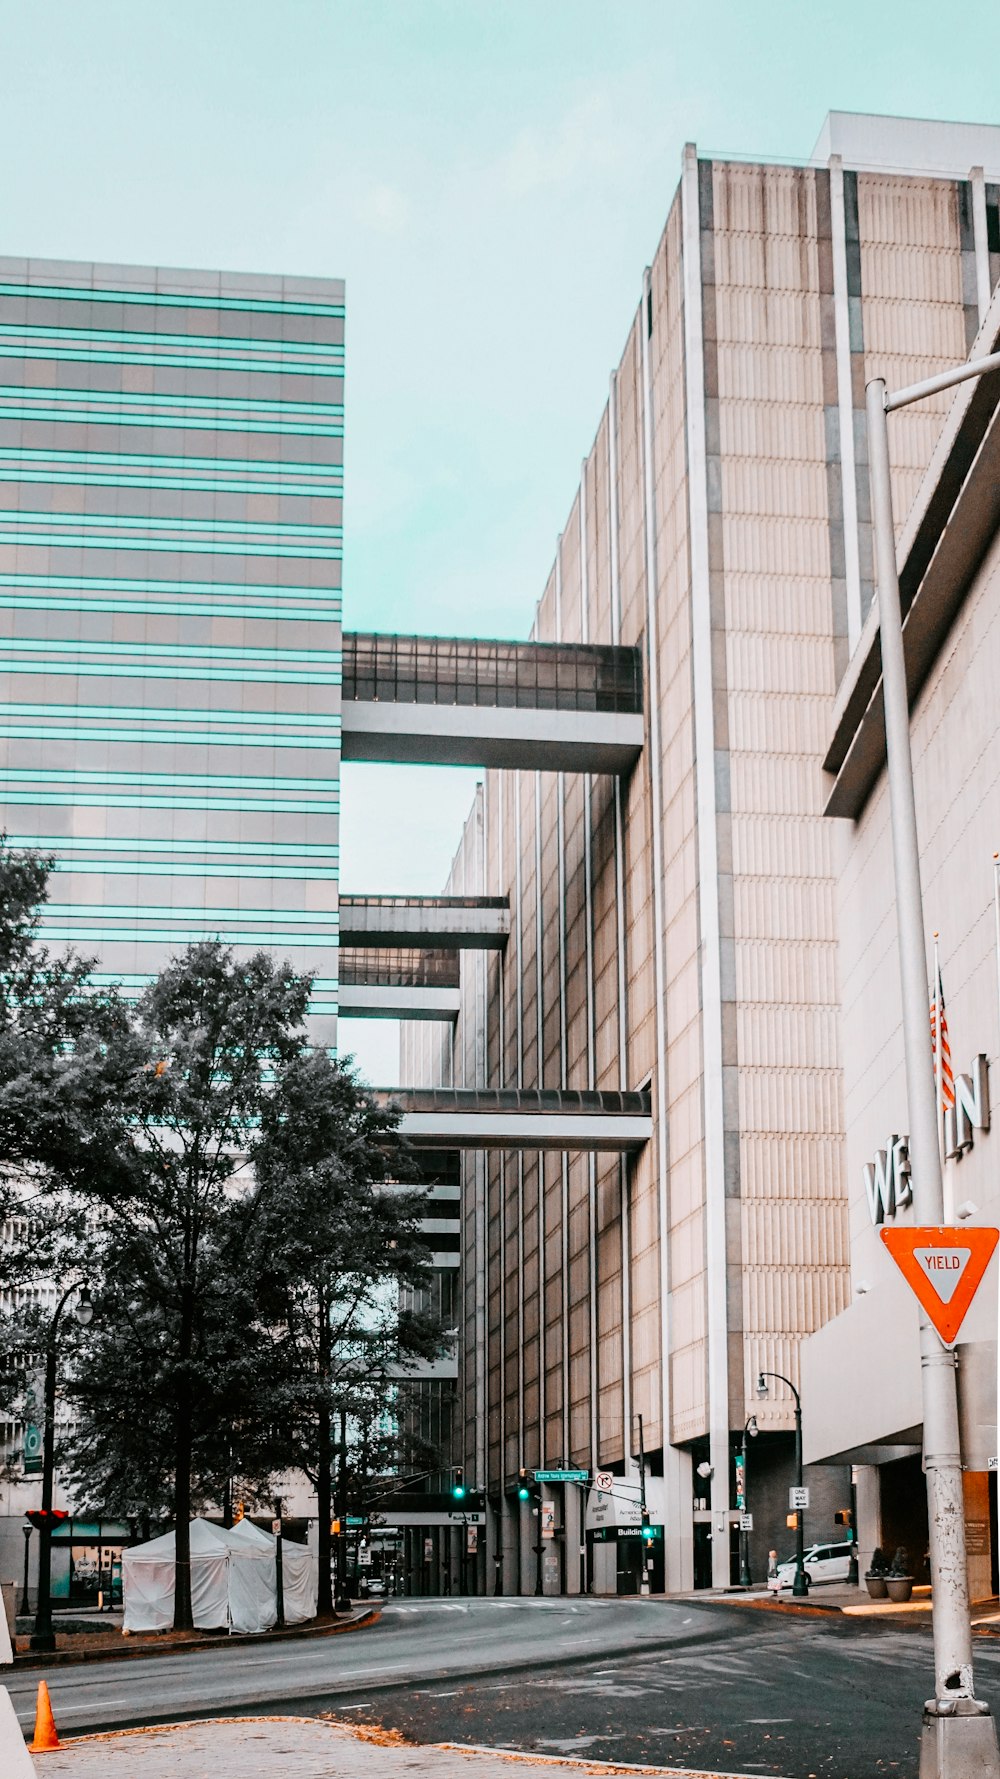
[993,857,1000,1545]
[934,934,944,1160]
[935,935,955,1221]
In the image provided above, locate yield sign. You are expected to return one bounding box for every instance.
[879,1225,999,1346]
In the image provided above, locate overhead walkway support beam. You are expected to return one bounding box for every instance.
[339,895,509,950]
[341,632,644,774]
[378,1088,652,1154]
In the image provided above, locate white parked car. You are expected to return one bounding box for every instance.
[767,1540,854,1591]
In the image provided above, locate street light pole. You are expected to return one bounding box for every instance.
[739,1416,757,1588]
[757,1371,806,1597]
[866,355,1000,1778]
[31,1282,93,1654]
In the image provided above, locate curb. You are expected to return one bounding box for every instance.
[48,1716,780,1779]
[13,1607,379,1671]
[437,1743,793,1779]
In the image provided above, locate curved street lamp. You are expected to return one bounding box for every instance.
[30,1282,94,1654]
[757,1370,807,1598]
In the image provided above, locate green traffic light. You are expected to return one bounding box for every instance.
[453,1484,466,1499]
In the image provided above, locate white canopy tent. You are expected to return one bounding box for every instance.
[122,1516,316,1634]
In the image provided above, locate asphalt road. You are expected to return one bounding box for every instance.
[6,1595,726,1736]
[11,1595,1000,1778]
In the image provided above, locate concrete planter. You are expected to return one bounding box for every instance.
[865,1575,889,1599]
[885,1577,914,1603]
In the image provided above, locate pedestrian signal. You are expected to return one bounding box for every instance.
[786,1512,799,1530]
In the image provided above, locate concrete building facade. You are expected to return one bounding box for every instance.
[0,256,344,1040]
[802,282,1000,1596]
[401,114,1000,1591]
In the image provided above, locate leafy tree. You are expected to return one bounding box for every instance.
[0,836,135,1308]
[66,940,311,1629]
[252,1049,444,1614]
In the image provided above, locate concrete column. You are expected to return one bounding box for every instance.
[855,1464,881,1577]
[970,166,992,326]
[502,1495,519,1595]
[541,1484,560,1594]
[564,1483,583,1595]
[518,1497,535,1596]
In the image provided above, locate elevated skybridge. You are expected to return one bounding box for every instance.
[378,1087,653,1153]
[338,948,461,1021]
[338,894,509,950]
[340,632,644,774]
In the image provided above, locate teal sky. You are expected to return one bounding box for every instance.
[3,1,999,1079]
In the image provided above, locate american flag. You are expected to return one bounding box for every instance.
[930,964,955,1113]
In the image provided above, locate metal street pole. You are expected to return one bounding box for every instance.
[31,1282,91,1654]
[637,1413,650,1595]
[867,357,1000,1779]
[19,1525,31,1618]
[757,1372,806,1596]
[739,1417,756,1588]
[273,1497,285,1629]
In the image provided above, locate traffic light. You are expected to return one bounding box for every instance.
[26,1510,69,1529]
[834,1509,852,1526]
[452,1468,466,1500]
[517,1469,532,1501]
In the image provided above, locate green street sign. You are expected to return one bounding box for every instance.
[346,1515,365,1526]
[534,1469,589,1483]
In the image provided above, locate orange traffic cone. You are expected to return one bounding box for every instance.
[28,1680,61,1752]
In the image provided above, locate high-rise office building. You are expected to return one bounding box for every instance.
[0,258,344,1037]
[401,113,1000,1593]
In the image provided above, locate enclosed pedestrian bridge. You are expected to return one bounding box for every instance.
[338,948,461,1021]
[340,632,644,774]
[338,894,509,951]
[377,1087,653,1153]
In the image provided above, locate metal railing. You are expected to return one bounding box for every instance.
[379,1087,652,1116]
[339,894,508,913]
[342,632,643,715]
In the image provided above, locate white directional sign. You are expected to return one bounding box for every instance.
[740,1514,754,1531]
[789,1486,810,1511]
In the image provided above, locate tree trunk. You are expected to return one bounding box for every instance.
[316,1285,333,1615]
[173,1280,195,1631]
[173,1390,194,1629]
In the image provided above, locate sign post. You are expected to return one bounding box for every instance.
[868,348,1000,1779]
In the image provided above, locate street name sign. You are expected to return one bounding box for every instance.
[789,1487,809,1510]
[535,1468,589,1483]
[879,1224,999,1346]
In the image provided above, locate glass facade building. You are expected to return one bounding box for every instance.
[0,258,343,1038]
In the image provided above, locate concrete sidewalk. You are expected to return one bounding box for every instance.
[36,1717,772,1779]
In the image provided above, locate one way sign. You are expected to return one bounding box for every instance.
[880,1225,999,1347]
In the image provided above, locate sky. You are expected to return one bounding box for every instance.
[3,0,999,1080]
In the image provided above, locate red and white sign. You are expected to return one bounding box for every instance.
[879,1225,999,1346]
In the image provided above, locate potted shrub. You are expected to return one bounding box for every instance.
[884,1547,914,1603]
[865,1546,889,1599]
